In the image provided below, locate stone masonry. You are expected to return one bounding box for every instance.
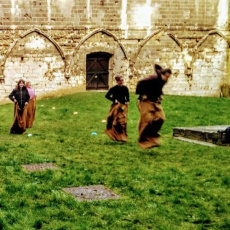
[0,0,229,101]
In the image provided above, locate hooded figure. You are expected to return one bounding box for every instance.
[136,64,172,149]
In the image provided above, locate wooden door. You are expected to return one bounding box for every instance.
[86,52,112,90]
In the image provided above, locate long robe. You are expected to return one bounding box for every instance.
[10,103,28,134]
[105,103,128,142]
[138,99,165,149]
[9,87,30,134]
[26,97,36,128]
[9,87,30,110]
[136,64,167,149]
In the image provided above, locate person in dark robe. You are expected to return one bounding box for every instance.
[26,82,36,128]
[136,64,172,149]
[105,75,130,142]
[9,79,30,134]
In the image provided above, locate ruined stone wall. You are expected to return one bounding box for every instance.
[0,0,229,100]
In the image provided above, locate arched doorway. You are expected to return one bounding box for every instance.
[86,52,112,90]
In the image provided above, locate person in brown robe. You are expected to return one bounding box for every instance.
[26,82,36,128]
[9,79,30,134]
[136,64,172,149]
[105,75,130,142]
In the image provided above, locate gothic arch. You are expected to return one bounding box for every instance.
[72,28,128,59]
[67,28,128,75]
[133,30,185,93]
[167,33,183,50]
[135,30,183,59]
[3,28,67,83]
[67,29,130,87]
[194,30,228,50]
[136,29,162,58]
[191,30,229,97]
[3,28,65,68]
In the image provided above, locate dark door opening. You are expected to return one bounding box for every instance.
[86,52,112,90]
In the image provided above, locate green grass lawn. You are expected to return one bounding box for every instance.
[0,92,229,230]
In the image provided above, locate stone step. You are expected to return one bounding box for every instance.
[174,137,217,147]
[173,125,230,146]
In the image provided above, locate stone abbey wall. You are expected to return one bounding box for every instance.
[0,0,229,100]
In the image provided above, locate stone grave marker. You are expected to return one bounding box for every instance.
[63,185,120,201]
[173,125,230,146]
[22,163,59,172]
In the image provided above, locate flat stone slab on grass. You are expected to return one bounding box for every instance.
[63,185,120,201]
[173,125,230,146]
[22,163,59,172]
[174,137,217,147]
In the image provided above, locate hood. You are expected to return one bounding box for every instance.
[154,64,163,76]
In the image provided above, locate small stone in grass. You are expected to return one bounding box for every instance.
[73,111,78,115]
[101,120,106,123]
[27,133,33,137]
